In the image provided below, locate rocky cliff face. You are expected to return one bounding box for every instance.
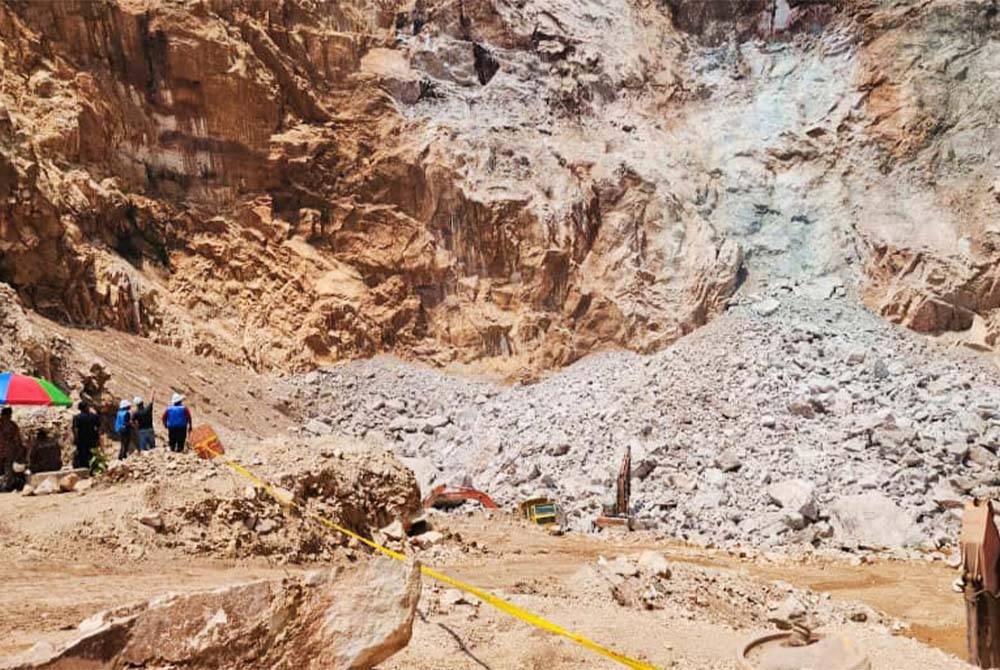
[1,0,998,375]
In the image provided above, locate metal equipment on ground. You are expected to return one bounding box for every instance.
[519,497,563,526]
[594,445,634,531]
[960,498,1000,667]
[738,630,870,670]
[422,484,499,510]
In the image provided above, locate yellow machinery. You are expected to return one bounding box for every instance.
[519,497,563,526]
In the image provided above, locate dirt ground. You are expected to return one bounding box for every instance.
[0,328,973,669]
[0,490,971,669]
[384,516,970,670]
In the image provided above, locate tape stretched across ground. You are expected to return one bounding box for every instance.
[200,442,659,670]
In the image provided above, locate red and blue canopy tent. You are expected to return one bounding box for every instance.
[0,372,72,407]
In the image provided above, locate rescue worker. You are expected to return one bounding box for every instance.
[114,399,135,460]
[132,391,156,452]
[163,393,193,453]
[0,407,26,492]
[71,401,102,469]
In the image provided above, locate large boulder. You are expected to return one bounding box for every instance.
[27,468,89,490]
[5,558,421,670]
[828,493,922,549]
[767,479,818,521]
[398,456,441,496]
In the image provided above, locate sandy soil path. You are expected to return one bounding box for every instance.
[0,508,970,669]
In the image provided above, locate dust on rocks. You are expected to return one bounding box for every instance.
[284,297,1000,554]
[19,437,430,564]
[582,551,888,632]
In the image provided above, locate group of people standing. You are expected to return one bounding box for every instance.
[109,392,194,460]
[0,391,196,493]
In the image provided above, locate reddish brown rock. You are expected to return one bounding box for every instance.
[863,237,1000,345]
[2,0,1000,375]
[5,558,421,670]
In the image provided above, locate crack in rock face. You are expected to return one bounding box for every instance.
[473,43,500,84]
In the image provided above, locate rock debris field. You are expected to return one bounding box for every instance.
[283,295,1000,552]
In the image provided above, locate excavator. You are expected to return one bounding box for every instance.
[422,484,499,511]
[593,446,634,531]
[424,483,565,528]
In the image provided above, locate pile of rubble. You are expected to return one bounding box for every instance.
[285,296,1000,551]
[583,551,887,631]
[26,437,426,563]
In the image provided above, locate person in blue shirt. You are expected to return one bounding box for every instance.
[114,399,135,460]
[162,393,193,453]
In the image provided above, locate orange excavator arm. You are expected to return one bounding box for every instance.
[422,484,500,510]
[593,446,634,531]
[616,445,631,516]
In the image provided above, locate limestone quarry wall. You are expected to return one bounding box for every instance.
[1,0,998,375]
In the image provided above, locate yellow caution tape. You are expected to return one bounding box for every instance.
[217,455,659,670]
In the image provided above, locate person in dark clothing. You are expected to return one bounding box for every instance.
[115,399,136,460]
[29,428,62,473]
[72,401,102,469]
[132,391,156,452]
[0,407,26,492]
[162,393,193,453]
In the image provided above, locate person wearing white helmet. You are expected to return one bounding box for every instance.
[132,390,156,452]
[114,399,136,460]
[162,392,193,453]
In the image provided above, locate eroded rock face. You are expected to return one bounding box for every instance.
[855,1,1000,348]
[1,0,999,374]
[0,284,72,385]
[0,0,747,374]
[5,558,421,670]
[663,0,839,44]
